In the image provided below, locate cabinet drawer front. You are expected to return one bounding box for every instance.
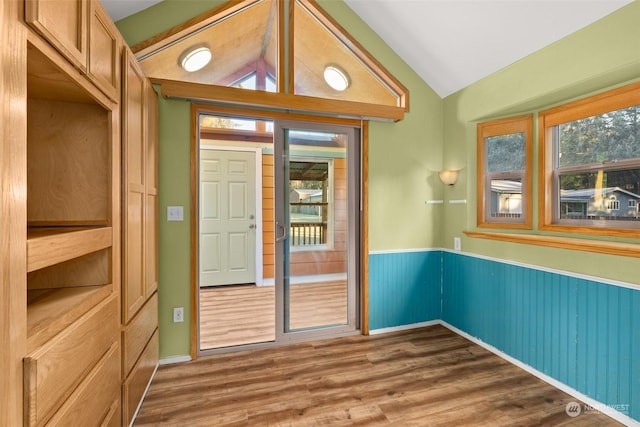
[99,401,121,427]
[123,330,159,427]
[123,292,158,376]
[45,343,120,427]
[24,295,118,426]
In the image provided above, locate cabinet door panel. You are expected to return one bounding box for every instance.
[145,85,158,298]
[88,0,120,101]
[124,190,145,321]
[25,0,88,71]
[122,51,147,323]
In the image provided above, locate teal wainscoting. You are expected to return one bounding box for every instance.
[442,251,640,422]
[368,250,442,331]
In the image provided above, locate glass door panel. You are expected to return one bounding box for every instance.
[274,121,358,339]
[196,113,360,354]
[197,113,275,352]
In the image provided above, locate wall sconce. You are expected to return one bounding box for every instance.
[438,169,458,186]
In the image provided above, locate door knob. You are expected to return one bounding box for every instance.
[249,224,256,229]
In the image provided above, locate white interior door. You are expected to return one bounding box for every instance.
[199,149,256,287]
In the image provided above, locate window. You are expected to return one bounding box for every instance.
[135,0,409,120]
[289,160,332,248]
[540,82,640,236]
[477,115,533,228]
[231,72,277,92]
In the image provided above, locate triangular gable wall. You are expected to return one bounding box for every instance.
[133,0,408,119]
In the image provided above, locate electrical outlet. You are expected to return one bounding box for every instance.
[173,307,184,323]
[454,237,461,251]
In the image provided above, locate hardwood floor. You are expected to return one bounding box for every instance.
[199,285,275,349]
[199,281,347,350]
[135,325,620,426]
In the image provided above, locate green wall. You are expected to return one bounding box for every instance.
[442,1,640,284]
[119,0,640,359]
[118,0,443,359]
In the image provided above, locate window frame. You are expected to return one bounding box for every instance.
[539,81,640,238]
[477,114,533,229]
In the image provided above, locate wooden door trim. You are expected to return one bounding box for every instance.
[189,104,369,359]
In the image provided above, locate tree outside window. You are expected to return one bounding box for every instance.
[540,82,640,235]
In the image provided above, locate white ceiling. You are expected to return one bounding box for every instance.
[100,0,633,98]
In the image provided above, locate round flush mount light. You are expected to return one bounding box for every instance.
[323,65,350,91]
[180,46,212,72]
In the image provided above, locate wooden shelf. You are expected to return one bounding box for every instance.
[27,226,112,272]
[26,285,112,353]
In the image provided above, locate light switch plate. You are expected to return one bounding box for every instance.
[167,206,184,221]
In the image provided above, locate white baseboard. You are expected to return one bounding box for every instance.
[159,355,192,365]
[369,320,440,335]
[439,321,638,427]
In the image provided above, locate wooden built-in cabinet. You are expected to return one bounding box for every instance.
[121,49,159,426]
[24,25,121,427]
[25,0,121,101]
[0,0,159,425]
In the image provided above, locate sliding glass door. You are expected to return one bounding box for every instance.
[274,121,360,341]
[196,114,360,354]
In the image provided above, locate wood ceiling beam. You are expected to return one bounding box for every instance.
[154,78,405,121]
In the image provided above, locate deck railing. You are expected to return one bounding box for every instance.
[290,222,327,246]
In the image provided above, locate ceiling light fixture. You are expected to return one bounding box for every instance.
[180,46,212,72]
[324,65,350,91]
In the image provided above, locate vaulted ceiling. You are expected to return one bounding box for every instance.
[100,0,633,98]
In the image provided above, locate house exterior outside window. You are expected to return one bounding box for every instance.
[539,82,640,235]
[477,115,533,229]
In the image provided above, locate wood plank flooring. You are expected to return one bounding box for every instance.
[135,325,620,426]
[199,285,275,349]
[199,282,347,350]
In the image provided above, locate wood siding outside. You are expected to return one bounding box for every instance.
[262,154,347,279]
